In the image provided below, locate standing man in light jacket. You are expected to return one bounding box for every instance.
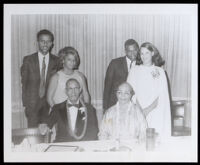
[103,39,141,113]
[21,29,59,127]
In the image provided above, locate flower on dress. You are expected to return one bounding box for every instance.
[106,118,113,124]
[151,68,160,79]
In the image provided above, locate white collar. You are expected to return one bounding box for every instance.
[126,56,132,62]
[38,51,49,59]
[126,56,136,64]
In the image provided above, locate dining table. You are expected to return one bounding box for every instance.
[11,136,196,162]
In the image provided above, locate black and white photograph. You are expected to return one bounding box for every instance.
[4,4,197,162]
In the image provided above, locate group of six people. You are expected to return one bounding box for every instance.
[21,29,171,143]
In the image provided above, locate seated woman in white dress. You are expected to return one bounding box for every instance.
[47,46,91,109]
[127,42,171,140]
[98,82,147,142]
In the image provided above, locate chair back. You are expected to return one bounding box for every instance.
[172,100,191,136]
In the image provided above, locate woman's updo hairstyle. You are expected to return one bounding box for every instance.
[57,46,80,70]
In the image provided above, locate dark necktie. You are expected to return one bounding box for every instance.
[39,56,46,98]
[130,60,133,69]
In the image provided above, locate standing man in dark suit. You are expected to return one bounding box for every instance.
[39,78,99,142]
[21,29,59,128]
[103,39,140,113]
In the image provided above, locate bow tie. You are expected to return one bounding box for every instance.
[68,103,80,108]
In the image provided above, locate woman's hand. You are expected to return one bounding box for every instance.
[135,99,146,117]
[144,97,159,117]
[136,97,159,117]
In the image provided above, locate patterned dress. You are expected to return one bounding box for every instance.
[98,101,147,141]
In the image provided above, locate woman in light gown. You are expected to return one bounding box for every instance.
[127,42,171,140]
[98,82,148,142]
[47,46,90,109]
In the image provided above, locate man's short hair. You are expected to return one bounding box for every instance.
[124,39,139,49]
[37,29,54,42]
[66,78,80,88]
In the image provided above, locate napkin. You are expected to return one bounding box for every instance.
[20,138,31,148]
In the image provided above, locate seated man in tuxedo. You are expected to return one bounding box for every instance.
[39,78,98,142]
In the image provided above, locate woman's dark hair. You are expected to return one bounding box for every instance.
[139,42,165,67]
[37,29,54,42]
[57,46,80,70]
[135,53,143,65]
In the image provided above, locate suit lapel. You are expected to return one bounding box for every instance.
[122,56,128,76]
[33,53,40,80]
[59,101,68,123]
[76,109,82,127]
[46,54,54,84]
[75,105,85,135]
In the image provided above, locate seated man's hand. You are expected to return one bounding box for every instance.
[38,123,49,135]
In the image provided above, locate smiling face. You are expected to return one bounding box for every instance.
[63,54,76,70]
[116,83,133,105]
[140,47,154,66]
[125,44,139,61]
[37,34,53,55]
[66,79,81,104]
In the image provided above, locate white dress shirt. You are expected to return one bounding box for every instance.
[126,56,136,72]
[68,100,79,131]
[38,52,49,81]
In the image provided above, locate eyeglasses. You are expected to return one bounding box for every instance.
[116,91,131,96]
[66,87,80,92]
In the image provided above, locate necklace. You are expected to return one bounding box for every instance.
[66,101,87,140]
[116,101,132,139]
[62,69,74,76]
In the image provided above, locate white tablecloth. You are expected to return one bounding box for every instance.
[10,136,197,162]
[12,136,193,153]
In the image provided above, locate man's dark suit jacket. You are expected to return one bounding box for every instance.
[46,100,99,142]
[103,56,128,112]
[21,52,58,109]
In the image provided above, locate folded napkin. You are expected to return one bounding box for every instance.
[12,138,32,152]
[20,138,31,148]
